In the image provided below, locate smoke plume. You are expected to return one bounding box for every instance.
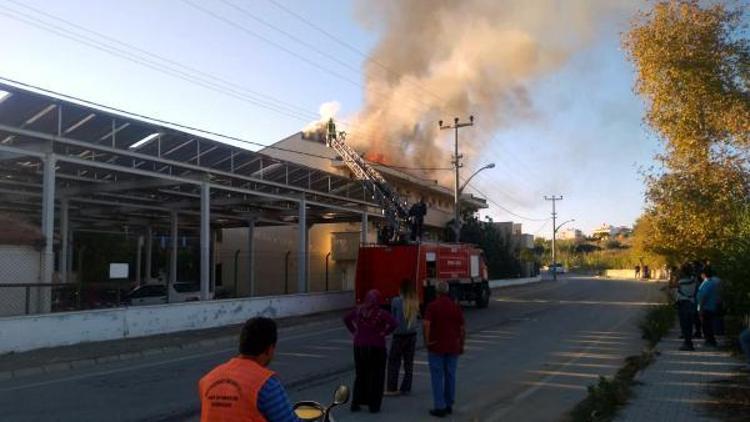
[336,0,630,182]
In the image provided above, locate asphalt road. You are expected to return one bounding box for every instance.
[0,276,663,422]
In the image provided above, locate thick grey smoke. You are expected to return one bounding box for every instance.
[342,0,631,182]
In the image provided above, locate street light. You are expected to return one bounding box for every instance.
[551,218,575,281]
[453,163,495,242]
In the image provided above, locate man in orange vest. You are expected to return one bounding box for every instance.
[199,317,300,421]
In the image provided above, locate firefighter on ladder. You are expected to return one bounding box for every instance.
[409,198,427,242]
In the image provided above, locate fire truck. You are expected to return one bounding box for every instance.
[325,120,491,308]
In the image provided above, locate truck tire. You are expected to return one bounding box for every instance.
[475,282,490,308]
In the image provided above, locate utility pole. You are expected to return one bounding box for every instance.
[545,195,563,281]
[439,116,474,242]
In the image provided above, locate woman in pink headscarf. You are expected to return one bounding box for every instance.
[343,289,398,413]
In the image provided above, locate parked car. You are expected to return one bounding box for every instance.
[548,263,567,274]
[124,282,202,306]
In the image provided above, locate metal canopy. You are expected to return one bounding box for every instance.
[0,80,381,233]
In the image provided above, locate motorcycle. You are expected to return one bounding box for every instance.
[293,385,350,422]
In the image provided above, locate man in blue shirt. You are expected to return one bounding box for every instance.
[199,317,301,422]
[697,268,720,347]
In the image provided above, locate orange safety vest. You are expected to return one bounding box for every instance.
[199,356,275,422]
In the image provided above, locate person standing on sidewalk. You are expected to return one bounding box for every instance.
[697,267,719,347]
[344,289,398,414]
[676,263,698,351]
[424,280,465,418]
[385,279,419,396]
[739,313,750,373]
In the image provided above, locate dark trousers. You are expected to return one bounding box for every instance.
[353,346,387,412]
[693,306,702,336]
[678,300,695,346]
[701,310,717,345]
[387,333,416,393]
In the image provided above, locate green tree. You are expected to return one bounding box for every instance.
[623,0,750,321]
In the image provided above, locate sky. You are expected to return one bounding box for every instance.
[0,0,659,236]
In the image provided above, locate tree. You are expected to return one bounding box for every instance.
[623,0,750,320]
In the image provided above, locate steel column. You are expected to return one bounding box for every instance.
[247,218,256,297]
[41,154,56,285]
[361,211,368,244]
[200,181,211,300]
[169,211,178,302]
[145,226,153,283]
[297,197,307,294]
[60,198,69,283]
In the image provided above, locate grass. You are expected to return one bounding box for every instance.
[568,304,675,422]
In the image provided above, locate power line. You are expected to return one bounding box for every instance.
[0,5,317,123]
[0,76,451,174]
[264,0,448,105]
[466,182,548,222]
[181,0,431,114]
[6,0,322,121]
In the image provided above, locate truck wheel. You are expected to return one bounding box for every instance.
[475,282,490,308]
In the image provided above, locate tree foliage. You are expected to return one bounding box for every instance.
[624,0,750,320]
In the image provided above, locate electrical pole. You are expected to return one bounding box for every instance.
[439,116,474,242]
[545,195,563,281]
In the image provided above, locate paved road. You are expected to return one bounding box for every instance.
[0,277,662,422]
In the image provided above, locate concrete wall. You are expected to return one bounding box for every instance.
[605,269,668,280]
[0,291,354,354]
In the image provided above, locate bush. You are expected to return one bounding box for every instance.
[639,304,677,347]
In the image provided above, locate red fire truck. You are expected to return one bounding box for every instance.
[325,120,491,309]
[354,242,491,308]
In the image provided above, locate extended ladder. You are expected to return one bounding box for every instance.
[325,119,410,243]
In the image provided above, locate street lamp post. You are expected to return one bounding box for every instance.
[453,163,495,242]
[552,218,575,281]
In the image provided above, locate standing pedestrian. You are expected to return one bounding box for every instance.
[675,263,698,351]
[697,267,719,347]
[344,289,397,414]
[634,265,641,279]
[385,279,419,396]
[691,261,704,339]
[739,313,750,373]
[424,281,465,418]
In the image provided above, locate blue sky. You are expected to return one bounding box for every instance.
[0,0,657,236]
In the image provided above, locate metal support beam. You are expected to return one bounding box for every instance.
[60,199,69,283]
[169,211,178,303]
[136,235,144,286]
[145,225,153,283]
[41,154,55,286]
[361,211,368,244]
[200,181,211,300]
[247,217,256,297]
[297,197,307,294]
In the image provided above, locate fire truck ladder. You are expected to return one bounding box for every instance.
[325,119,410,243]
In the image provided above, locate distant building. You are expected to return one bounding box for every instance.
[493,221,535,277]
[559,227,584,242]
[592,223,632,240]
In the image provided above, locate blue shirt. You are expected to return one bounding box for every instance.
[697,277,720,312]
[257,376,301,422]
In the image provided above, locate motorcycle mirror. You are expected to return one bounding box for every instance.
[332,385,350,406]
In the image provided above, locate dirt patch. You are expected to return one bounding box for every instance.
[705,373,750,422]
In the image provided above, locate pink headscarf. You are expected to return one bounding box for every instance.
[358,289,382,319]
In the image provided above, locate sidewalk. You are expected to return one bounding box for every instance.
[0,309,341,381]
[617,330,749,421]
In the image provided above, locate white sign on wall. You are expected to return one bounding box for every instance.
[109,263,129,279]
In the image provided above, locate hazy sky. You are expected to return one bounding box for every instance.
[0,0,658,236]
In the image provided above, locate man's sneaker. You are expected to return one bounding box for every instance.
[429,409,447,418]
[384,390,400,397]
[679,344,695,351]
